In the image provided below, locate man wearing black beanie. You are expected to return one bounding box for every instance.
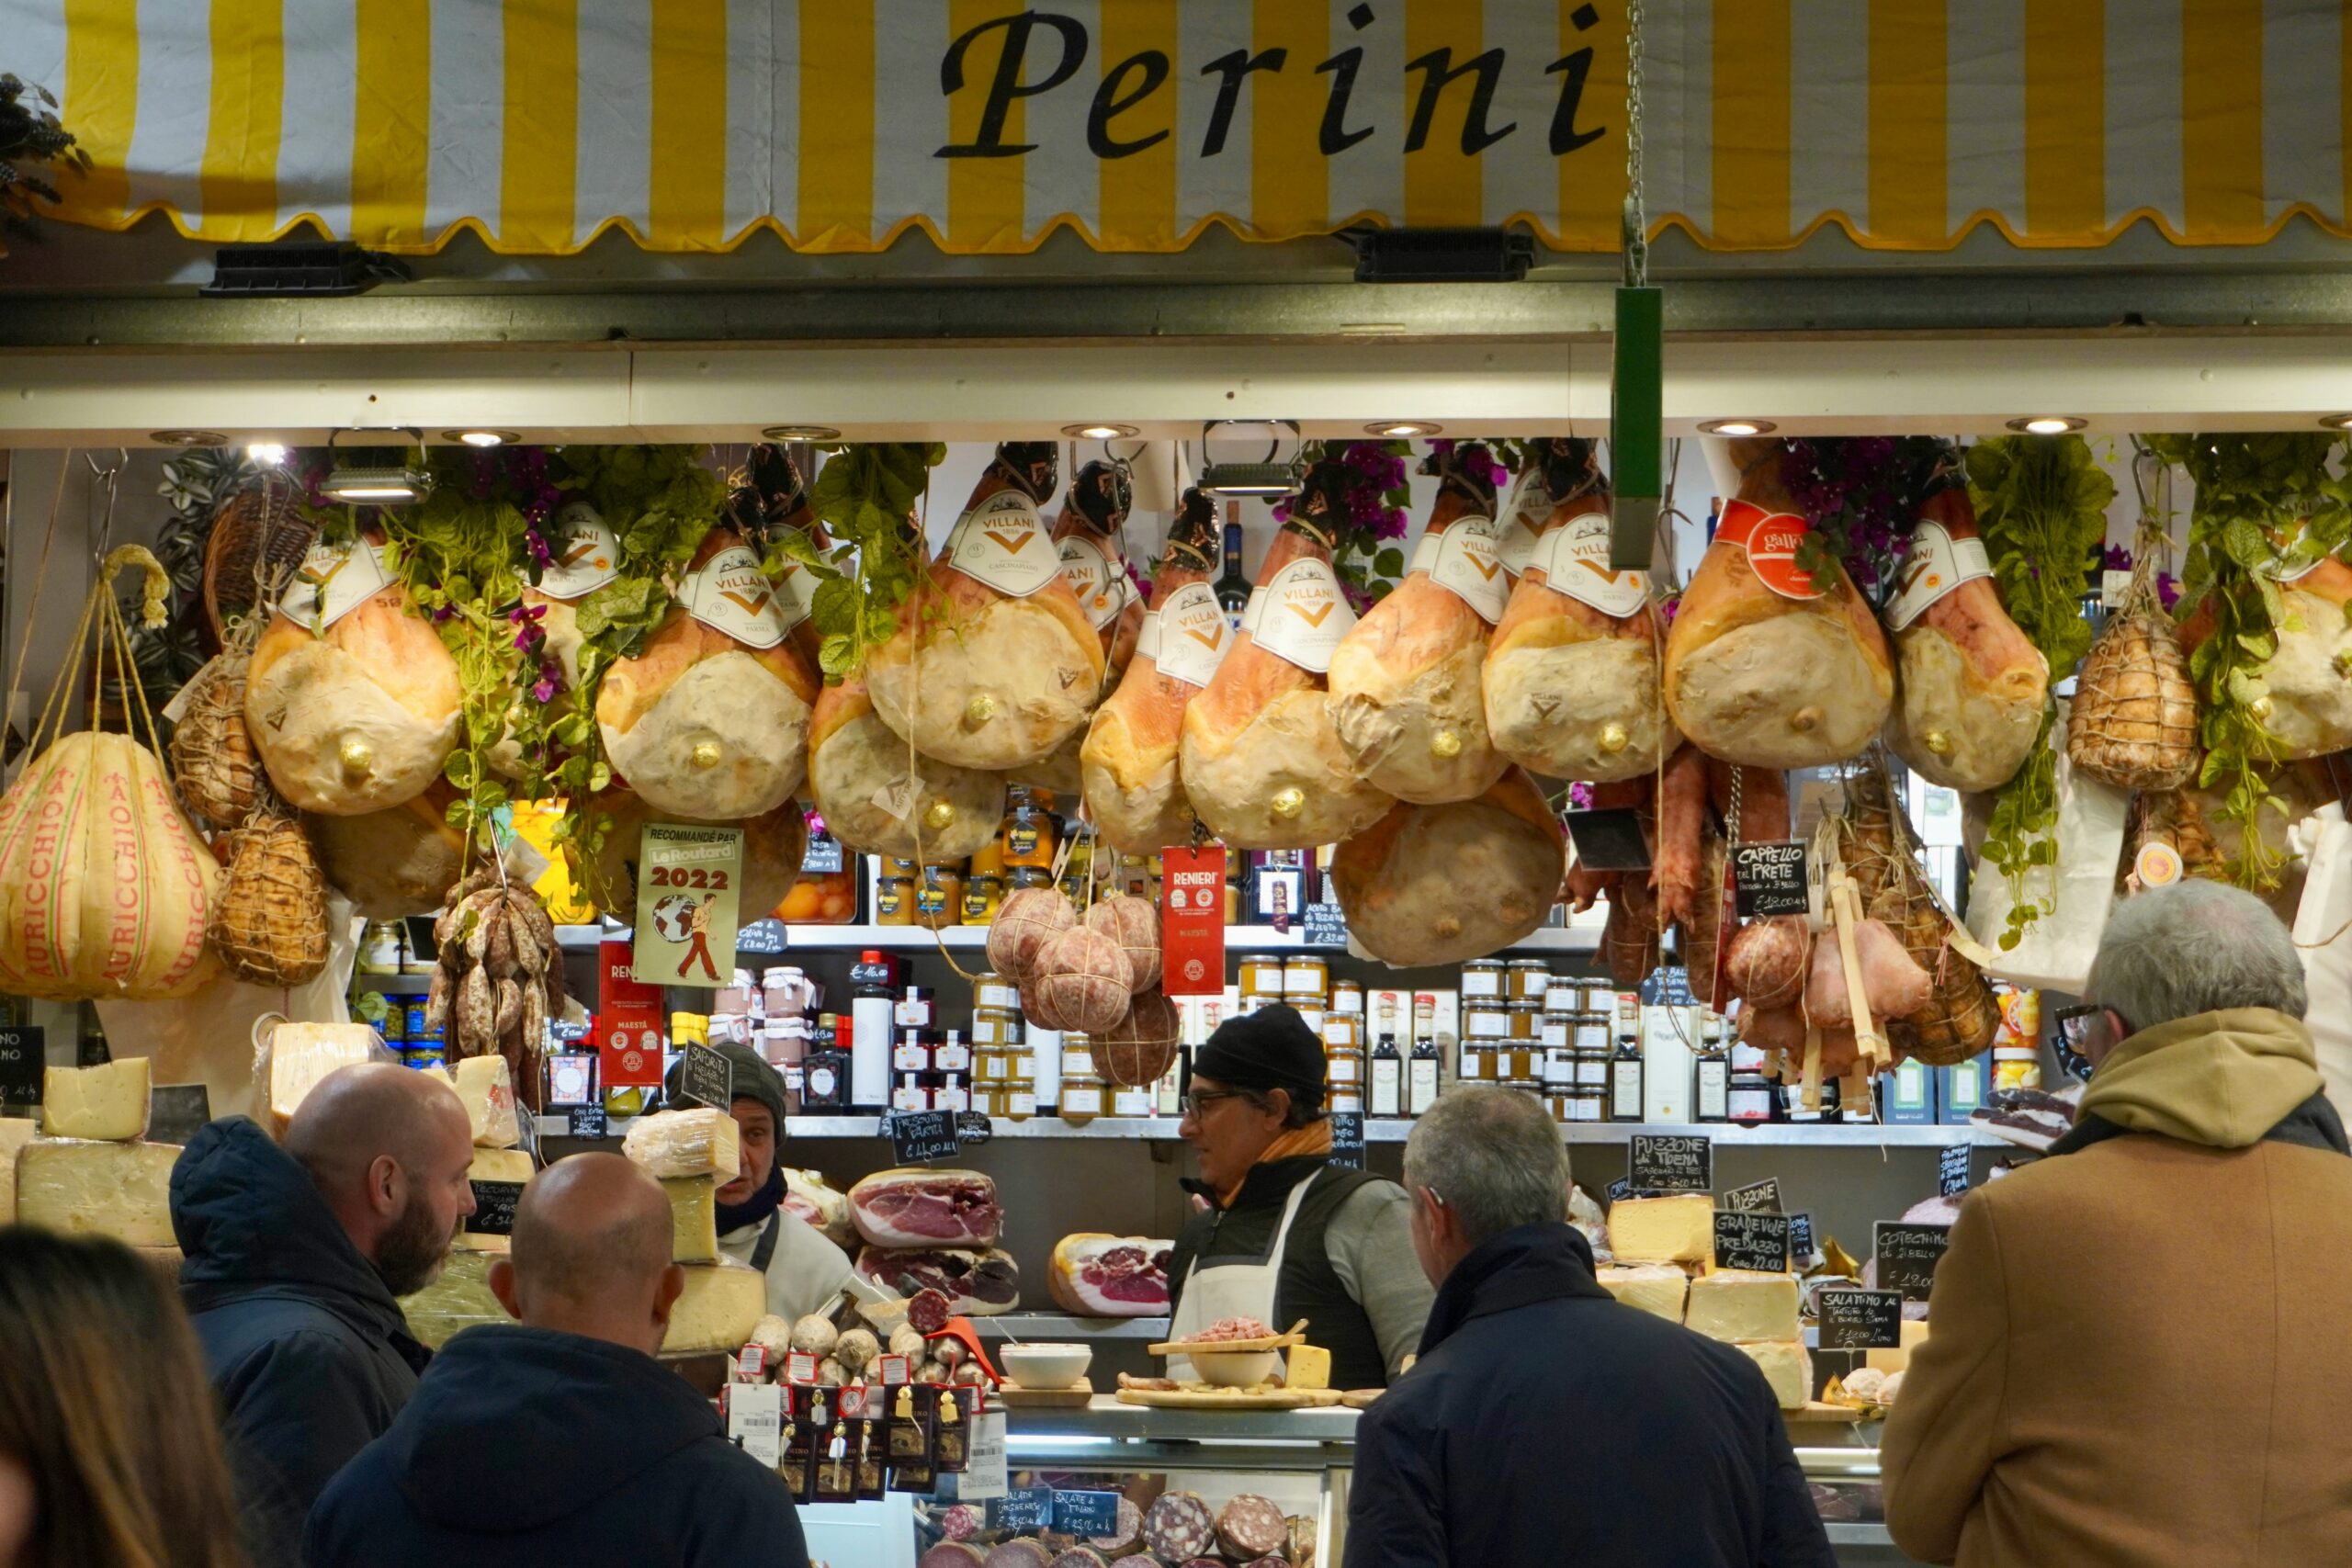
[1166,1006,1433,1390]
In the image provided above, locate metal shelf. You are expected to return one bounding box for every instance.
[351,973,435,994]
[783,1115,2000,1148]
[557,921,1599,957]
[975,1312,1169,1340]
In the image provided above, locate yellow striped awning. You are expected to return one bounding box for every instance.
[7,1,2344,257]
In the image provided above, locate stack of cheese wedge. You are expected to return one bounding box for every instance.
[623,1107,768,1356]
[1594,1194,1813,1410]
[398,1055,529,1348]
[13,1058,182,1258]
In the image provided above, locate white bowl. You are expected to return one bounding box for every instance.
[1001,1342,1093,1389]
[1186,1347,1279,1388]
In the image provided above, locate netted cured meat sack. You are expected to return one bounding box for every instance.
[1332,769,1566,967]
[807,674,1005,863]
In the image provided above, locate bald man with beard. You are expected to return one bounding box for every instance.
[169,1064,478,1568]
[307,1155,809,1568]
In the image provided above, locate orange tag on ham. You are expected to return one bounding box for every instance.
[1716,499,1827,603]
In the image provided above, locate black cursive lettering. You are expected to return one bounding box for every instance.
[938,10,1091,159]
[1198,46,1287,157]
[1404,46,1516,155]
[1089,49,1170,158]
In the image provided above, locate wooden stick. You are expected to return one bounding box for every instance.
[1828,874,1890,1072]
[1802,1026,1824,1111]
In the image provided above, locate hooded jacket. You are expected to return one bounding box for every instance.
[170,1117,434,1568]
[1883,1008,2352,1568]
[1343,1222,1832,1568]
[304,1325,808,1568]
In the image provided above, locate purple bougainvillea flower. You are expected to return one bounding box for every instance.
[2157,572,2181,610]
[532,676,559,703]
[1568,781,1595,811]
[2101,544,2132,572]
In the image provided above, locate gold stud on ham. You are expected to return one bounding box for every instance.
[1328,445,1512,803]
[867,443,1108,772]
[1880,477,2050,792]
[806,672,1005,864]
[1663,439,1894,768]
[1483,438,1679,783]
[1081,490,1227,853]
[1331,769,1566,967]
[596,525,820,820]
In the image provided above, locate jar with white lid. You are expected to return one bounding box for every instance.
[716,968,758,1018]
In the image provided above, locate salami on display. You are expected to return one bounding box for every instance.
[1143,1492,1216,1562]
[1086,1496,1146,1555]
[985,1540,1054,1568]
[922,1546,986,1568]
[1214,1495,1289,1560]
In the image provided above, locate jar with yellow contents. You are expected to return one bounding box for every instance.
[1001,787,1057,871]
[875,871,916,926]
[960,870,1003,925]
[914,864,965,931]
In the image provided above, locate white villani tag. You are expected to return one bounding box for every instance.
[535,501,621,600]
[945,489,1058,598]
[1497,468,1547,577]
[771,556,820,635]
[1057,534,1135,630]
[682,545,792,649]
[1534,512,1650,617]
[1247,558,1358,675]
[1141,581,1231,688]
[279,540,393,630]
[1408,513,1510,622]
[1884,521,1994,631]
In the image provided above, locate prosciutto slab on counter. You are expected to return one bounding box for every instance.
[1663,439,1894,768]
[1881,478,2050,792]
[847,1168,1003,1249]
[1047,1233,1174,1316]
[1327,444,1511,803]
[867,443,1107,772]
[1331,768,1566,967]
[853,1246,1020,1316]
[1080,490,1226,853]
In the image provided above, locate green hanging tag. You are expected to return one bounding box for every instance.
[1611,285,1664,570]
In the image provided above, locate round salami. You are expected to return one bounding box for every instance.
[1049,1551,1108,1568]
[985,1542,1053,1568]
[1087,1497,1144,1555]
[1216,1495,1288,1560]
[921,1546,986,1568]
[909,1288,955,1336]
[938,1505,985,1541]
[1142,1492,1215,1562]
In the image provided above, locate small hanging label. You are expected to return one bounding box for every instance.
[1496,468,1548,577]
[1056,534,1135,630]
[680,545,795,648]
[536,502,621,600]
[1731,840,1810,917]
[1714,499,1827,603]
[2132,840,2185,889]
[1884,521,1993,631]
[1532,510,1651,617]
[944,489,1058,598]
[871,774,921,823]
[1240,558,1357,674]
[1407,513,1510,622]
[1137,581,1231,687]
[279,539,392,630]
[1939,1143,1973,1197]
[728,1382,785,1468]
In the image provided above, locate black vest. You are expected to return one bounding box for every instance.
[1168,1155,1390,1391]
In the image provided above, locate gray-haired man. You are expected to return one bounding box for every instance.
[1885,881,2352,1568]
[1343,1085,1832,1568]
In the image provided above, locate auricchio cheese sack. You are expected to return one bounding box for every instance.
[489,500,620,779]
[1330,768,1565,967]
[592,791,807,920]
[245,536,463,815]
[806,674,1005,863]
[596,525,820,819]
[866,444,1108,772]
[1482,439,1679,784]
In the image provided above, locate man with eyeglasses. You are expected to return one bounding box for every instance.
[1165,1006,1431,1391]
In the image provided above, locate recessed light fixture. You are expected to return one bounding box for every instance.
[318,428,433,506]
[2007,415,2087,434]
[761,424,842,442]
[1199,419,1306,499]
[2320,414,2352,431]
[1062,423,1139,440]
[246,443,289,466]
[443,429,520,448]
[1698,419,1777,437]
[151,430,231,447]
[1364,421,1442,438]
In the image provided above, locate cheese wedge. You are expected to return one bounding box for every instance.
[1738,1338,1812,1409]
[1285,1344,1333,1391]
[453,1055,520,1149]
[663,1176,721,1263]
[0,1118,40,1222]
[1596,1263,1690,1322]
[457,1148,536,1253]
[266,1023,382,1137]
[1868,1318,1932,1373]
[1685,1269,1801,1344]
[1609,1194,1716,1265]
[15,1140,180,1247]
[42,1058,152,1140]
[398,1248,514,1349]
[662,1257,766,1355]
[623,1107,741,1181]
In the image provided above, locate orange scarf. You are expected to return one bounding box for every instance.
[1216,1120,1336,1209]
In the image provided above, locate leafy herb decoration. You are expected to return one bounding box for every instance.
[1962,433,2115,946]
[1272,440,1411,610]
[794,444,945,682]
[2148,432,2352,889]
[1780,437,1947,601]
[0,74,90,243]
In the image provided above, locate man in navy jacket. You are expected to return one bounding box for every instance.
[1344,1087,1833,1568]
[307,1152,808,1567]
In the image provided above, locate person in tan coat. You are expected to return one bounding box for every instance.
[1883,880,2352,1567]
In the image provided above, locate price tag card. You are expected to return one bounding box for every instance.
[729,1382,785,1468]
[877,1354,910,1385]
[783,1350,819,1386]
[888,1109,962,1165]
[675,1043,735,1111]
[1873,1221,1953,1301]
[631,822,745,988]
[1722,1177,1783,1214]
[1629,1133,1713,1193]
[736,919,789,957]
[1565,807,1652,871]
[1789,1212,1815,1263]
[0,1026,43,1106]
[1303,902,1348,950]
[1160,845,1228,997]
[1816,1287,1906,1350]
[1939,1144,1973,1198]
[146,1084,212,1145]
[955,1111,994,1145]
[1731,840,1810,917]
[1637,965,1695,1007]
[568,1104,611,1141]
[1713,1209,1792,1273]
[469,1179,525,1236]
[1328,1110,1365,1170]
[956,1419,1010,1503]
[1053,1491,1123,1537]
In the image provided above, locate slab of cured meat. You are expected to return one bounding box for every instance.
[1330,768,1566,966]
[847,1168,1003,1250]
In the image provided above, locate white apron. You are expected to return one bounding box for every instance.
[1166,1172,1315,1382]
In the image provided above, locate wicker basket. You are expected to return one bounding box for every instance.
[202,478,316,653]
[169,649,263,829]
[1838,771,2000,1066]
[2067,611,2198,790]
[208,810,331,987]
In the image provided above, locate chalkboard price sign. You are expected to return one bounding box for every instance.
[888,1110,962,1165]
[1939,1144,1973,1198]
[955,1111,994,1146]
[1052,1491,1123,1537]
[1565,807,1653,871]
[1873,1221,1953,1301]
[1731,840,1810,917]
[1816,1287,1906,1350]
[1303,903,1348,950]
[995,1489,1053,1532]
[1722,1177,1783,1214]
[1788,1212,1815,1264]
[1637,966,1695,1008]
[469,1179,526,1236]
[1628,1133,1713,1193]
[146,1084,212,1146]
[1605,1175,1633,1202]
[0,1027,43,1106]
[736,919,788,957]
[1713,1209,1792,1273]
[675,1043,734,1112]
[568,1105,610,1141]
[1328,1111,1365,1170]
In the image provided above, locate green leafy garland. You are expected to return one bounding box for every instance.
[791,444,945,682]
[1962,434,2115,947]
[2148,432,2352,889]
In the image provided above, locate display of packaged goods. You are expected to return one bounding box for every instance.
[452,1055,521,1149]
[663,1176,722,1263]
[40,1057,151,1141]
[622,1107,742,1181]
[1608,1194,1716,1265]
[1595,1263,1690,1322]
[14,1139,180,1247]
[1683,1270,1801,1344]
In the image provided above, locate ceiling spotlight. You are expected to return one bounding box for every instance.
[1364,421,1442,438]
[1199,419,1306,499]
[317,428,433,507]
[761,425,842,443]
[151,430,231,447]
[1698,419,1777,437]
[2320,414,2352,431]
[444,429,520,448]
[2007,415,2087,434]
[1062,423,1139,441]
[246,443,289,467]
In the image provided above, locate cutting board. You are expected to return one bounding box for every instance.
[1114,1386,1317,1411]
[996,1378,1094,1409]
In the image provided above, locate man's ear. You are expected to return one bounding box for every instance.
[367,1153,402,1218]
[488,1258,523,1321]
[1415,1185,1451,1247]
[652,1263,686,1331]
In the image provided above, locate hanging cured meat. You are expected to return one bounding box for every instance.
[806,674,1005,864]
[2178,552,2352,760]
[1180,464,1393,850]
[1081,490,1227,854]
[245,535,463,815]
[1054,458,1146,680]
[595,525,820,820]
[1838,770,2000,1064]
[1663,439,1894,768]
[1331,769,1566,966]
[592,792,807,920]
[307,780,469,918]
[1880,477,2050,792]
[726,442,831,673]
[867,443,1107,772]
[1484,440,1679,783]
[1328,445,1511,804]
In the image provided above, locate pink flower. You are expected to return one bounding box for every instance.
[2157,572,2181,611]
[1568,782,1596,810]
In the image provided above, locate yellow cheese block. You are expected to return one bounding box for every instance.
[457,1148,536,1253]
[42,1057,152,1140]
[453,1055,520,1149]
[623,1108,741,1182]
[15,1139,181,1247]
[399,1249,514,1348]
[1685,1270,1801,1344]
[1609,1194,1716,1265]
[1596,1263,1690,1322]
[266,1023,382,1138]
[1285,1344,1333,1391]
[0,1118,39,1222]
[1867,1318,1932,1373]
[662,1257,767,1355]
[1737,1338,1812,1409]
[663,1176,721,1263]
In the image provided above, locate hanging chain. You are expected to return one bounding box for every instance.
[1622,0,1648,288]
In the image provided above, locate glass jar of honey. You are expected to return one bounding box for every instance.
[1001,787,1056,871]
[960,873,1003,925]
[915,865,964,931]
[875,874,915,926]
